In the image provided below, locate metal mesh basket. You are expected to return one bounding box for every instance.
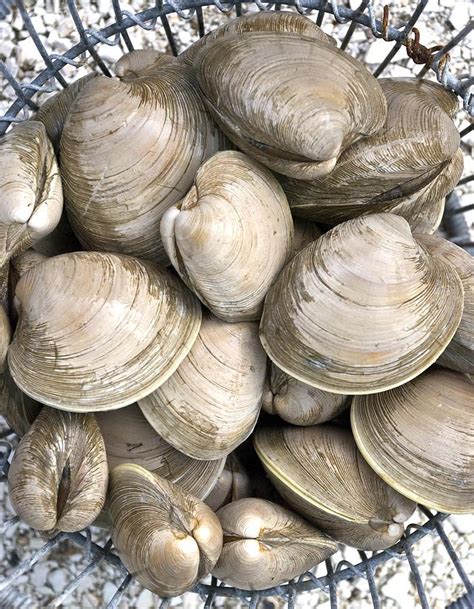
[0,1,473,607]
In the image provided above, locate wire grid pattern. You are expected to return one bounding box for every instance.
[0,0,473,607]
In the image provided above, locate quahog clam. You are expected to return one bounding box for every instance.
[139,310,267,459]
[195,31,387,180]
[96,405,225,499]
[0,121,63,271]
[61,53,220,264]
[108,464,223,597]
[213,498,337,589]
[8,252,201,411]
[205,454,252,511]
[262,363,348,426]
[254,425,416,550]
[161,151,293,322]
[260,213,463,394]
[180,10,336,66]
[351,369,474,513]
[417,233,473,374]
[8,407,108,532]
[282,78,460,224]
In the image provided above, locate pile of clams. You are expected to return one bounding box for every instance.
[1,10,472,598]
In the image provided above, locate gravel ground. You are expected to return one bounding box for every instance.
[0,1,473,607]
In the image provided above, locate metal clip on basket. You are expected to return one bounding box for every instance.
[0,0,473,607]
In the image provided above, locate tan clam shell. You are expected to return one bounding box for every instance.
[195,32,387,180]
[351,369,474,513]
[0,121,63,268]
[282,78,460,223]
[96,405,224,499]
[108,463,223,597]
[0,368,41,436]
[213,498,337,589]
[60,55,219,264]
[254,425,416,550]
[262,363,348,426]
[180,10,336,66]
[161,151,293,322]
[389,148,464,234]
[8,252,202,411]
[205,454,252,511]
[260,213,463,394]
[139,310,267,460]
[32,74,96,153]
[8,406,108,532]
[417,233,473,374]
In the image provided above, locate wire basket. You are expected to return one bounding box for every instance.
[0,0,473,607]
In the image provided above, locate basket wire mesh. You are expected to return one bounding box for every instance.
[0,0,473,607]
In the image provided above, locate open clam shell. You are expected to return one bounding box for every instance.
[8,407,108,532]
[0,121,63,269]
[139,310,267,460]
[351,369,474,513]
[260,213,463,394]
[213,498,337,589]
[161,150,293,322]
[195,31,387,180]
[96,405,224,499]
[262,363,348,426]
[108,464,223,597]
[180,10,336,65]
[416,234,473,374]
[60,54,220,264]
[254,425,416,550]
[8,252,201,411]
[282,78,460,223]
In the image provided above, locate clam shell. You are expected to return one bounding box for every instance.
[262,363,348,425]
[60,55,219,264]
[108,464,223,597]
[8,252,201,411]
[161,151,293,322]
[32,74,96,153]
[0,122,63,268]
[8,407,108,532]
[139,310,267,460]
[180,10,336,66]
[213,498,337,589]
[195,32,387,180]
[417,233,473,374]
[115,49,163,77]
[388,147,463,234]
[282,78,460,223]
[96,405,224,499]
[254,425,415,550]
[260,213,463,394]
[351,369,474,513]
